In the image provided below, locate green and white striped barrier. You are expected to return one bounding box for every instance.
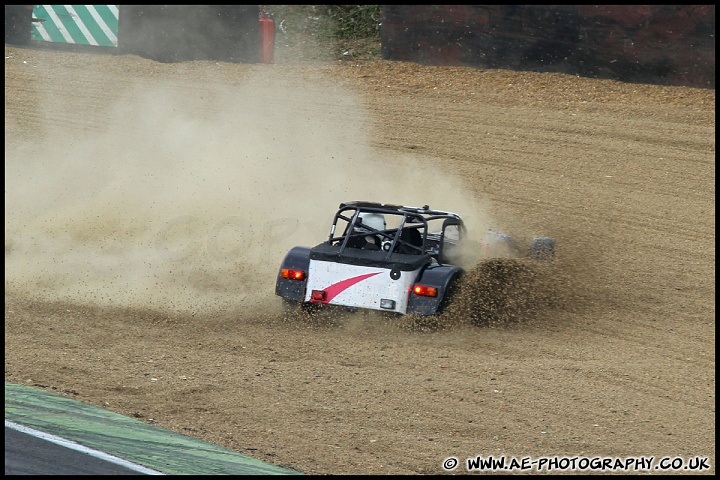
[31,5,119,47]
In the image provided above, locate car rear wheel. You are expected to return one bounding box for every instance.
[438,273,463,314]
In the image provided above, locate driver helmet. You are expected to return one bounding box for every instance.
[357,212,386,233]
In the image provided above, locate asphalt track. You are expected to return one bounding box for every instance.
[4,382,301,475]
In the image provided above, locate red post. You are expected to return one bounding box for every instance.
[259,15,274,64]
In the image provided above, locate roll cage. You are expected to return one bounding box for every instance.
[324,201,466,265]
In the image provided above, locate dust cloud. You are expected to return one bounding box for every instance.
[5,66,501,316]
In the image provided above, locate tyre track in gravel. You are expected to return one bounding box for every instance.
[459,327,714,412]
[365,97,712,263]
[244,323,710,463]
[369,100,712,199]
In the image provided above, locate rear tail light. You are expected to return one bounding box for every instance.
[281,268,306,281]
[412,285,437,297]
[311,290,326,302]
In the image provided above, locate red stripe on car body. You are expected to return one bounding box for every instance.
[315,272,382,303]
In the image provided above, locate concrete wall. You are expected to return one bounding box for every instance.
[381,5,715,89]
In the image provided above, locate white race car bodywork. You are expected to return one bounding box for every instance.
[275,201,555,318]
[305,259,420,314]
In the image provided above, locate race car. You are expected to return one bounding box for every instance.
[275,201,554,316]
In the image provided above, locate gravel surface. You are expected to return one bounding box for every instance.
[5,43,715,475]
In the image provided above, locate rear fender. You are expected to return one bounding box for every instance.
[406,264,464,315]
[275,246,311,302]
